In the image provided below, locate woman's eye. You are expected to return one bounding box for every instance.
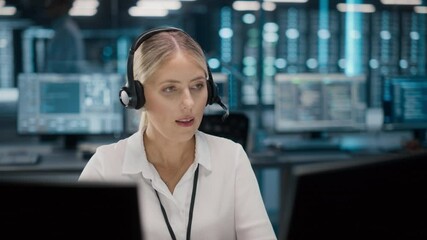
[163,86,176,93]
[192,83,205,90]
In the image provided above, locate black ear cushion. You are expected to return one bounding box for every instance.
[207,79,220,105]
[206,68,219,105]
[134,80,145,109]
[206,78,214,105]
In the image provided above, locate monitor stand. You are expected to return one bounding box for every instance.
[403,129,427,151]
[267,131,342,152]
[39,134,87,151]
[288,131,341,151]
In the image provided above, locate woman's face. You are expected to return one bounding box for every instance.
[143,52,208,143]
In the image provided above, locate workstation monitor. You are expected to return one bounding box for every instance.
[17,73,124,149]
[382,75,427,142]
[279,150,427,240]
[269,73,367,151]
[0,180,143,240]
[274,73,367,133]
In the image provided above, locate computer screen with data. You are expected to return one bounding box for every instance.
[17,73,124,135]
[383,75,427,130]
[274,73,367,132]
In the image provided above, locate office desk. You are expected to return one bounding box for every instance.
[0,147,394,184]
[0,150,87,182]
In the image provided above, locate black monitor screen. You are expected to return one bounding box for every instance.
[274,73,367,132]
[279,151,427,240]
[0,181,143,240]
[383,75,427,130]
[17,73,124,134]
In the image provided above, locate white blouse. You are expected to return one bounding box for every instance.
[78,130,277,240]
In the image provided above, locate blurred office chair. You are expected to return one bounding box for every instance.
[199,112,250,150]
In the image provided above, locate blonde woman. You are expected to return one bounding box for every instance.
[79,27,276,240]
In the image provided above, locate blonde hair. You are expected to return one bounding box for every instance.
[133,29,208,129]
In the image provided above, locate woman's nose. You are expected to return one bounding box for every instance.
[181,89,195,109]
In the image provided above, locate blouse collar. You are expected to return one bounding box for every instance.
[121,129,212,178]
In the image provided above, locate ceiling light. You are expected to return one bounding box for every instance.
[233,1,261,11]
[0,6,16,16]
[129,7,169,17]
[337,3,375,13]
[414,6,427,13]
[380,0,421,5]
[264,0,308,3]
[137,0,182,10]
[262,2,276,11]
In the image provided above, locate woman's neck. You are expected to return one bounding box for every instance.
[143,131,196,193]
[143,131,195,167]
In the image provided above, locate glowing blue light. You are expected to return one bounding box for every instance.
[380,30,391,40]
[219,28,233,39]
[264,66,276,76]
[242,13,256,24]
[275,58,287,69]
[264,22,279,32]
[263,32,279,43]
[399,59,408,69]
[306,58,318,69]
[410,31,420,40]
[369,59,379,69]
[243,56,257,66]
[208,58,221,69]
[243,66,257,76]
[285,28,299,39]
[317,29,330,39]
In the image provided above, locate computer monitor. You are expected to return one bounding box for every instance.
[17,73,124,144]
[383,75,427,130]
[274,73,367,132]
[0,180,143,239]
[279,151,427,240]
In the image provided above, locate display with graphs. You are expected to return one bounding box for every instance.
[383,75,427,130]
[274,73,367,132]
[17,73,124,135]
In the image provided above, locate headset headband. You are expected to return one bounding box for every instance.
[120,27,229,120]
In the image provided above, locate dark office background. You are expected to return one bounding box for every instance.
[1,0,427,237]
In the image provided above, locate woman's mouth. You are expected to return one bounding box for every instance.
[175,118,195,127]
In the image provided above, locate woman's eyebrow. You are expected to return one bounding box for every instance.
[159,76,206,84]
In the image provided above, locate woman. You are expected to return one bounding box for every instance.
[79,27,276,240]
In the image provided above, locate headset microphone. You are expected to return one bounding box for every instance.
[217,100,229,121]
[119,27,229,120]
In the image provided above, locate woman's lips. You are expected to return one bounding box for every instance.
[175,117,195,127]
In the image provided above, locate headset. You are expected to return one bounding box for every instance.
[119,27,229,119]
